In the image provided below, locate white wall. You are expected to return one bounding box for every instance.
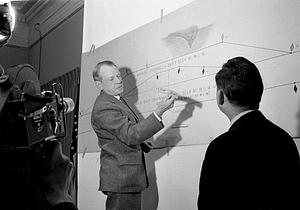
[82,0,197,52]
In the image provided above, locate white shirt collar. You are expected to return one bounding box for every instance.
[114,95,120,100]
[230,109,255,127]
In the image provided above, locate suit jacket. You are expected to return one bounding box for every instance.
[91,91,163,193]
[198,110,300,209]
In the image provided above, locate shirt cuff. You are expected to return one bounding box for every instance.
[153,111,162,122]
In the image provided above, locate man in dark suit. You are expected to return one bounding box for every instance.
[91,60,176,210]
[198,57,300,209]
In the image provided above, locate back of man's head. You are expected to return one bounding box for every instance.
[215,57,264,109]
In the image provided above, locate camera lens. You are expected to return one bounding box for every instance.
[62,97,74,114]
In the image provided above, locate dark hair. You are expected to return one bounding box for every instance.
[92,60,117,81]
[215,57,264,109]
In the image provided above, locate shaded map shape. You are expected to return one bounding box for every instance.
[163,24,213,57]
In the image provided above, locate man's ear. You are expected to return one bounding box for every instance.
[95,80,103,91]
[217,89,225,106]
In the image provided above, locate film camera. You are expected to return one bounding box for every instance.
[0,64,75,148]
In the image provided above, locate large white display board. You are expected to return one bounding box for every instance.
[79,0,300,152]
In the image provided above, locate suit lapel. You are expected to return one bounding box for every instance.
[120,97,139,122]
[99,91,139,123]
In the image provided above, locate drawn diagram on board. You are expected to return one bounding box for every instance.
[78,34,300,152]
[78,0,300,153]
[122,34,300,111]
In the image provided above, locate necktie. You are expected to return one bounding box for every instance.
[120,97,139,122]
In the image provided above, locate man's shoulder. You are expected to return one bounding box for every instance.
[213,112,294,149]
[264,118,291,136]
[93,93,117,109]
[91,95,119,122]
[251,112,293,141]
[207,131,231,152]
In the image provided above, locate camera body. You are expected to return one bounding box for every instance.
[0,89,68,148]
[0,64,74,149]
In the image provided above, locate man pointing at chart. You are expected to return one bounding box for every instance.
[91,60,176,210]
